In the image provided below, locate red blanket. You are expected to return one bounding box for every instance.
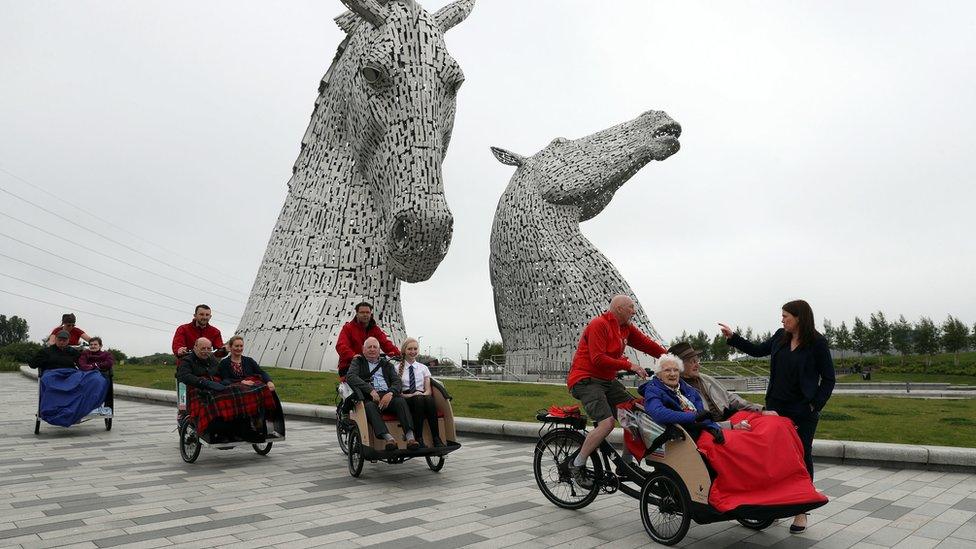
[695,411,828,514]
[187,376,278,435]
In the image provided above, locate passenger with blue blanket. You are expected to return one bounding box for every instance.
[30,330,108,427]
[639,353,725,444]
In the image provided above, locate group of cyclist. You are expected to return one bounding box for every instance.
[28,292,833,532]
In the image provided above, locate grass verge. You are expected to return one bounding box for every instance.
[113,364,976,448]
[836,373,976,385]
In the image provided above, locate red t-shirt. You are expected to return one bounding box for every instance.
[50,325,85,345]
[567,311,666,389]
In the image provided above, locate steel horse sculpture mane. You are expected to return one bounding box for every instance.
[238,0,474,371]
[489,111,682,371]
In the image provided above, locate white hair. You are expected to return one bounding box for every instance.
[652,353,684,374]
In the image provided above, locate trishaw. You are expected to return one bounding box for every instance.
[533,371,827,545]
[34,368,113,434]
[337,378,461,477]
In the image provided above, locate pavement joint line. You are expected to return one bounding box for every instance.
[19,365,975,471]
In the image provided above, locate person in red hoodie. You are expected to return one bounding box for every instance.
[565,295,666,488]
[335,302,400,377]
[172,305,226,363]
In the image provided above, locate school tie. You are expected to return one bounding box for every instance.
[409,365,417,392]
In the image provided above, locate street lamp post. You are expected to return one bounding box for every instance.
[417,335,423,356]
[465,337,470,366]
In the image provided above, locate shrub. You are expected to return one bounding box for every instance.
[0,358,20,372]
[0,341,42,363]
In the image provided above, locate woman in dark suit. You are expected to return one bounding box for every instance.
[719,299,835,533]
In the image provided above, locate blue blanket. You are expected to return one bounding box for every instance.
[39,369,108,427]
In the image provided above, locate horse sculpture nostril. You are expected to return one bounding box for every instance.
[391,217,409,249]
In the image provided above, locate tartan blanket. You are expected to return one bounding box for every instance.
[186,376,278,435]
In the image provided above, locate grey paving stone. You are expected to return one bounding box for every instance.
[376,498,442,514]
[850,498,891,512]
[479,500,541,517]
[131,507,216,525]
[950,497,976,513]
[0,519,87,539]
[825,485,859,498]
[424,532,488,548]
[868,504,913,520]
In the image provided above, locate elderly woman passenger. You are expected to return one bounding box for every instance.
[638,354,725,444]
[670,342,778,431]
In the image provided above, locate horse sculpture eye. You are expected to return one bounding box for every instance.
[361,64,383,84]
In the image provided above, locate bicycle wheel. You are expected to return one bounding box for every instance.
[348,427,364,477]
[179,418,202,464]
[253,442,273,455]
[639,471,691,546]
[737,517,775,530]
[336,415,351,455]
[533,429,602,509]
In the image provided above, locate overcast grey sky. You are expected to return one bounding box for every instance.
[1,1,974,359]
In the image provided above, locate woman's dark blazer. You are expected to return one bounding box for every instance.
[728,328,835,413]
[217,356,272,384]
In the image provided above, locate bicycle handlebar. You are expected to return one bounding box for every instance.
[616,367,653,379]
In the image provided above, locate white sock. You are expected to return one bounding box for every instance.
[573,454,587,467]
[405,430,415,440]
[383,433,395,441]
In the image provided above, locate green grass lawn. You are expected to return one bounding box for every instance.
[836,373,976,385]
[112,364,976,448]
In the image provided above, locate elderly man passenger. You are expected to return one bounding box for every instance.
[345,337,420,451]
[671,342,778,431]
[176,338,227,393]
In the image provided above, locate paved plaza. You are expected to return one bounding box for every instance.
[3,373,976,549]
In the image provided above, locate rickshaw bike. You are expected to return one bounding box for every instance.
[176,380,285,463]
[34,370,113,434]
[32,341,114,434]
[533,370,827,545]
[335,374,461,477]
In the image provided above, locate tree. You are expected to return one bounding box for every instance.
[477,340,504,363]
[941,315,971,366]
[868,311,890,365]
[913,317,940,368]
[690,330,712,361]
[822,319,835,347]
[834,322,852,358]
[107,348,128,364]
[851,317,871,355]
[710,334,731,361]
[889,315,913,364]
[0,315,30,347]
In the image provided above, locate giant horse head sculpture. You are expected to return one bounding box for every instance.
[489,110,681,370]
[238,0,474,371]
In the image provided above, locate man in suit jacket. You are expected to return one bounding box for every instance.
[345,337,419,451]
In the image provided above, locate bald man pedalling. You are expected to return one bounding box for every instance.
[565,295,667,488]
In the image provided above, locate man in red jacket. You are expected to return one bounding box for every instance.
[566,295,666,488]
[335,302,400,377]
[172,305,226,363]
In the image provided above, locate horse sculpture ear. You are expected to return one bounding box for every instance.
[339,0,388,29]
[491,146,525,167]
[433,0,475,32]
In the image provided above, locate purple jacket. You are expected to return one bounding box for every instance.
[78,350,114,372]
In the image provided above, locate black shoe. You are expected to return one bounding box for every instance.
[406,439,420,451]
[432,438,445,448]
[566,458,594,490]
[417,441,427,449]
[384,440,397,451]
[789,524,806,533]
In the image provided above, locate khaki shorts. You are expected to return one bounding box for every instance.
[570,378,635,423]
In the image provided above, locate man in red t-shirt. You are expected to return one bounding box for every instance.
[335,302,400,377]
[47,313,91,346]
[172,304,226,363]
[565,295,666,488]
